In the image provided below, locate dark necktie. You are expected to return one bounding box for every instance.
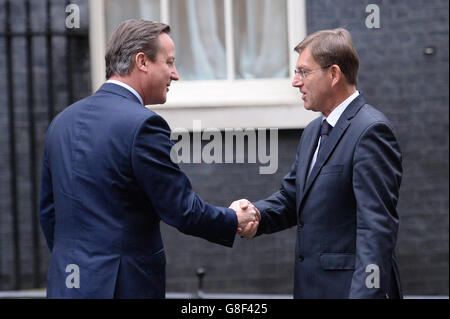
[319,120,333,151]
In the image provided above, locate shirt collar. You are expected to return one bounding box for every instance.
[323,90,359,127]
[105,79,144,106]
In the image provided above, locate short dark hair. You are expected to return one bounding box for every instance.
[105,19,170,79]
[294,28,359,85]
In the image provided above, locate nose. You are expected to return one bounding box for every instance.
[171,65,179,81]
[292,75,303,88]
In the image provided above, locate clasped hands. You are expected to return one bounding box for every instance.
[229,199,259,238]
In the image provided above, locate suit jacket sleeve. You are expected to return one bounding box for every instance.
[131,114,238,247]
[349,121,402,298]
[39,141,55,251]
[253,142,300,235]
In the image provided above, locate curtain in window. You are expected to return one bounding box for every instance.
[105,0,288,81]
[170,0,287,81]
[105,0,160,41]
[139,0,160,21]
[233,0,288,79]
[170,0,227,80]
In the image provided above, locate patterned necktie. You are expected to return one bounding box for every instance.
[319,120,333,151]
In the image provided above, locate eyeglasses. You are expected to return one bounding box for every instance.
[294,65,332,80]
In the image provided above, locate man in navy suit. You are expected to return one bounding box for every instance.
[238,28,403,298]
[39,19,259,298]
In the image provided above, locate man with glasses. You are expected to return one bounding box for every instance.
[238,28,403,298]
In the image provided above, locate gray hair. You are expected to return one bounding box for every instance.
[105,19,170,79]
[294,28,359,86]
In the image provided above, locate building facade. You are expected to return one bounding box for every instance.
[0,0,448,296]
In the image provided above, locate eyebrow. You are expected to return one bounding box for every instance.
[297,62,312,68]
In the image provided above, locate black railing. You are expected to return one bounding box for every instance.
[0,0,89,290]
[4,0,20,292]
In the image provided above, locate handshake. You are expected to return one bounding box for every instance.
[229,199,260,239]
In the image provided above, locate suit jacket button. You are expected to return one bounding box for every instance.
[299,255,304,262]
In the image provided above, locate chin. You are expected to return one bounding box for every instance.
[148,96,166,105]
[304,103,317,112]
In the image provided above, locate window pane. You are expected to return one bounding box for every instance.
[170,0,226,81]
[105,0,160,42]
[233,0,289,79]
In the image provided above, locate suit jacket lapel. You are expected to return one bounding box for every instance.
[298,118,321,195]
[299,94,367,204]
[302,120,350,197]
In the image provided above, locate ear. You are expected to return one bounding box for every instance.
[329,65,342,87]
[135,52,149,72]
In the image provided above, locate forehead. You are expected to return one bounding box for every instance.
[296,48,319,68]
[157,33,175,57]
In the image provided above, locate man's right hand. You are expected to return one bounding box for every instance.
[229,199,260,238]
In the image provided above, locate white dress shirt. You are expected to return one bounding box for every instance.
[307,90,360,177]
[105,79,144,106]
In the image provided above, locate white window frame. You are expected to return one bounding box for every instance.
[89,0,318,129]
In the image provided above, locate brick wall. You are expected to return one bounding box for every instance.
[162,130,301,294]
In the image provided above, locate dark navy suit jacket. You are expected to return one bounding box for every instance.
[254,95,403,298]
[39,83,237,298]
